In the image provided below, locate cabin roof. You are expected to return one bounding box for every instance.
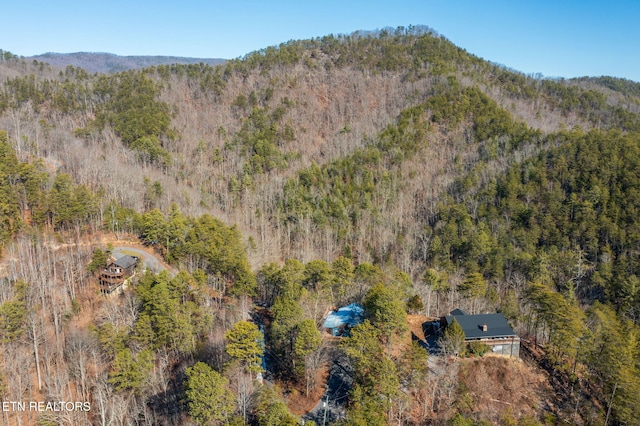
[445,310,517,340]
[113,255,137,269]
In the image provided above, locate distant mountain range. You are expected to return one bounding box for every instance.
[27,52,226,73]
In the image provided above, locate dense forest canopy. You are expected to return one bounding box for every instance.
[1,27,640,425]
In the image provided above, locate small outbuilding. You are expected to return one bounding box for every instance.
[323,303,364,336]
[442,309,520,358]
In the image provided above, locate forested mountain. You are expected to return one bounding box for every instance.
[27,52,226,74]
[1,26,640,425]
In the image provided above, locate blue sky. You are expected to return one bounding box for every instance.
[2,0,639,81]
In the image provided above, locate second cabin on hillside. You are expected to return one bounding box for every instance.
[99,255,138,295]
[435,309,520,358]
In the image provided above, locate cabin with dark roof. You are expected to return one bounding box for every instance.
[442,309,520,358]
[99,255,138,295]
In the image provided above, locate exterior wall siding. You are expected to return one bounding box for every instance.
[99,259,136,295]
[468,337,520,358]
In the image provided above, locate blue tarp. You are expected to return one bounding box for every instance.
[323,303,364,330]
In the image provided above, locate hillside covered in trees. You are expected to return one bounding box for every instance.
[1,26,640,425]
